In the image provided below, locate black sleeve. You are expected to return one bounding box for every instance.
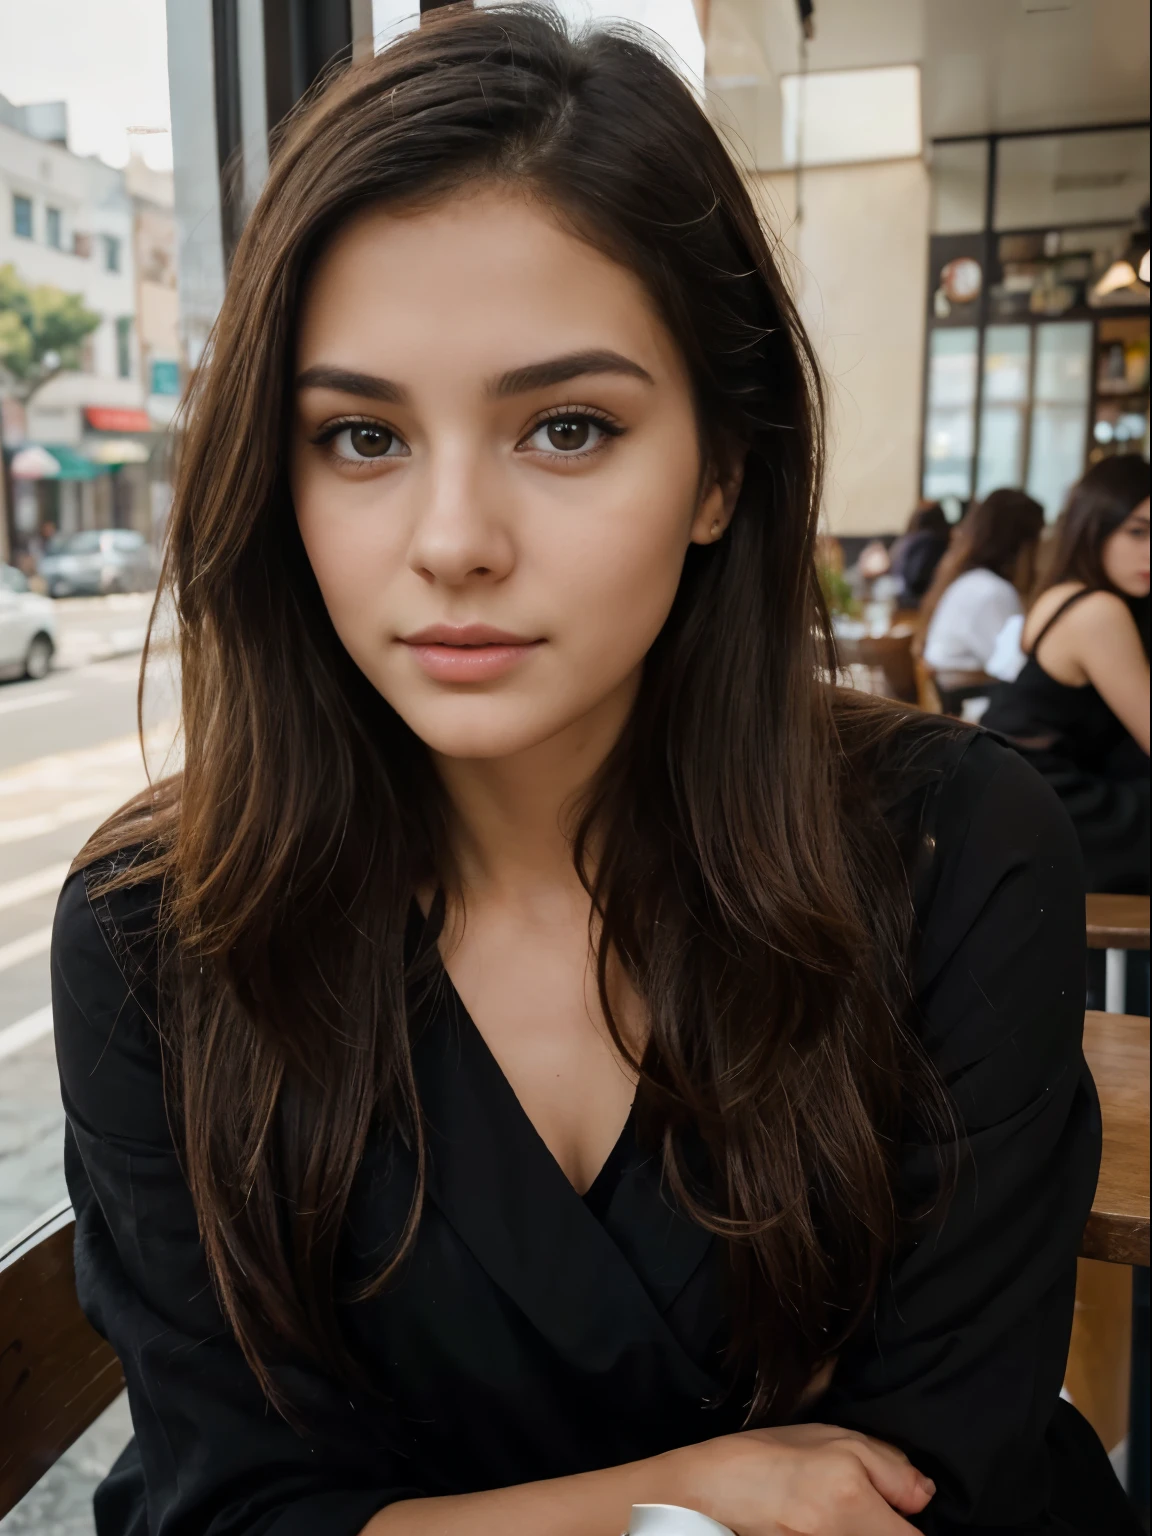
[819,733,1101,1533]
[52,868,424,1536]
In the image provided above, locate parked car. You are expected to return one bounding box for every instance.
[0,564,57,679]
[39,529,158,597]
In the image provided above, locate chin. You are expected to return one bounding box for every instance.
[389,696,572,761]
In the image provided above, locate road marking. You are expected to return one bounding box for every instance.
[0,862,71,912]
[0,1005,54,1061]
[0,924,53,974]
[0,688,73,717]
[0,794,121,846]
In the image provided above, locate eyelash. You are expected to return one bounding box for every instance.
[310,406,625,466]
[522,405,624,458]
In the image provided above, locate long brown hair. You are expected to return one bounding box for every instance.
[915,488,1045,653]
[1039,455,1149,594]
[84,4,953,1424]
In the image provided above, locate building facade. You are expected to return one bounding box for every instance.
[0,96,178,563]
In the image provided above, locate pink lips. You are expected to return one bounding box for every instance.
[400,623,544,682]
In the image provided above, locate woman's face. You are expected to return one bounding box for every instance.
[1101,496,1151,598]
[292,187,733,763]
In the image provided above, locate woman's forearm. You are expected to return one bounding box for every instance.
[361,1449,686,1536]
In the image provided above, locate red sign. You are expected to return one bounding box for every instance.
[84,406,153,433]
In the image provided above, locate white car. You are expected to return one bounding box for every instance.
[0,564,57,680]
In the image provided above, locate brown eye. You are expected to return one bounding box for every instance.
[546,418,591,451]
[350,424,392,457]
[327,422,407,463]
[524,414,615,457]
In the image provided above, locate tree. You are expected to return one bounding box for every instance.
[0,263,102,403]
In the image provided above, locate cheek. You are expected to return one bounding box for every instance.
[293,464,406,637]
[543,456,698,669]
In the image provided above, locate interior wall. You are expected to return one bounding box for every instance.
[755,156,930,536]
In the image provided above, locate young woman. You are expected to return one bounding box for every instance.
[887,502,950,611]
[918,489,1045,714]
[983,456,1150,894]
[52,10,1132,1535]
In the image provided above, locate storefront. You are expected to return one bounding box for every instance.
[921,122,1149,520]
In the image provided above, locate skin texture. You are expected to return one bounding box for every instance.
[291,187,932,1536]
[1023,497,1150,752]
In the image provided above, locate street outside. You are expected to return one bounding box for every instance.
[0,594,177,1535]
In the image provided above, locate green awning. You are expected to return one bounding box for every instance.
[42,444,105,480]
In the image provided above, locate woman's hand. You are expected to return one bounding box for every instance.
[671,1421,936,1536]
[366,1421,934,1536]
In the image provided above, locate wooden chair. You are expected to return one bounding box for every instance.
[913,657,943,714]
[854,632,918,704]
[1067,1010,1150,1474]
[1087,895,1151,1014]
[0,1199,124,1519]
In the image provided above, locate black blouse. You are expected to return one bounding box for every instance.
[51,730,1130,1536]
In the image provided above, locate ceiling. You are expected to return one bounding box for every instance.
[706,0,1150,170]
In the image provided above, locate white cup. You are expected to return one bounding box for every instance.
[626,1505,736,1535]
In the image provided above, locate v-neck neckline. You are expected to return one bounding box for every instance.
[405,920,723,1401]
[423,906,641,1202]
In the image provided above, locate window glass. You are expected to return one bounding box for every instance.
[1,565,30,592]
[1026,322,1093,520]
[67,531,103,553]
[781,65,921,168]
[111,531,144,550]
[46,206,62,249]
[976,326,1031,497]
[116,316,133,378]
[930,141,988,234]
[995,130,1150,230]
[922,327,979,501]
[103,233,122,272]
[13,194,33,238]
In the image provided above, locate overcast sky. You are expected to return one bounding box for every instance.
[0,0,172,169]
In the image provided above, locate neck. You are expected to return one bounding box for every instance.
[432,670,638,906]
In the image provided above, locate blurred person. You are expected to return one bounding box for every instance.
[917,489,1045,714]
[887,502,950,611]
[50,10,1131,1536]
[844,536,892,602]
[983,457,1149,894]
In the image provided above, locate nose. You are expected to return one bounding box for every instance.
[406,441,515,588]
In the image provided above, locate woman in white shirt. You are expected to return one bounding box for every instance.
[918,489,1045,713]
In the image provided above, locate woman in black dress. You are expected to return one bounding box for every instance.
[983,456,1150,894]
[52,10,1134,1534]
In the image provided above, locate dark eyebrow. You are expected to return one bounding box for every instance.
[492,349,654,397]
[295,349,654,406]
[295,366,408,404]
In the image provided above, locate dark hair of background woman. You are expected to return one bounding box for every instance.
[916,487,1045,649]
[1040,455,1150,651]
[82,5,954,1425]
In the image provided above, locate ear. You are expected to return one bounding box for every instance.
[688,445,747,547]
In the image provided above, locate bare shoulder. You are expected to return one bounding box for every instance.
[1024,582,1132,646]
[1057,587,1140,641]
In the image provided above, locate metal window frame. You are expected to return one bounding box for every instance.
[920,118,1150,507]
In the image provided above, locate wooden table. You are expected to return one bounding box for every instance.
[1086,894,1150,951]
[1081,1010,1150,1267]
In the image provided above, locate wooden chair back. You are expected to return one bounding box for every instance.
[855,632,918,704]
[1086,894,1151,952]
[913,656,943,714]
[0,1199,125,1518]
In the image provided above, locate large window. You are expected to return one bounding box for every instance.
[102,234,122,273]
[995,130,1150,231]
[923,328,979,501]
[976,326,1031,497]
[12,194,33,238]
[1026,322,1094,519]
[46,206,62,249]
